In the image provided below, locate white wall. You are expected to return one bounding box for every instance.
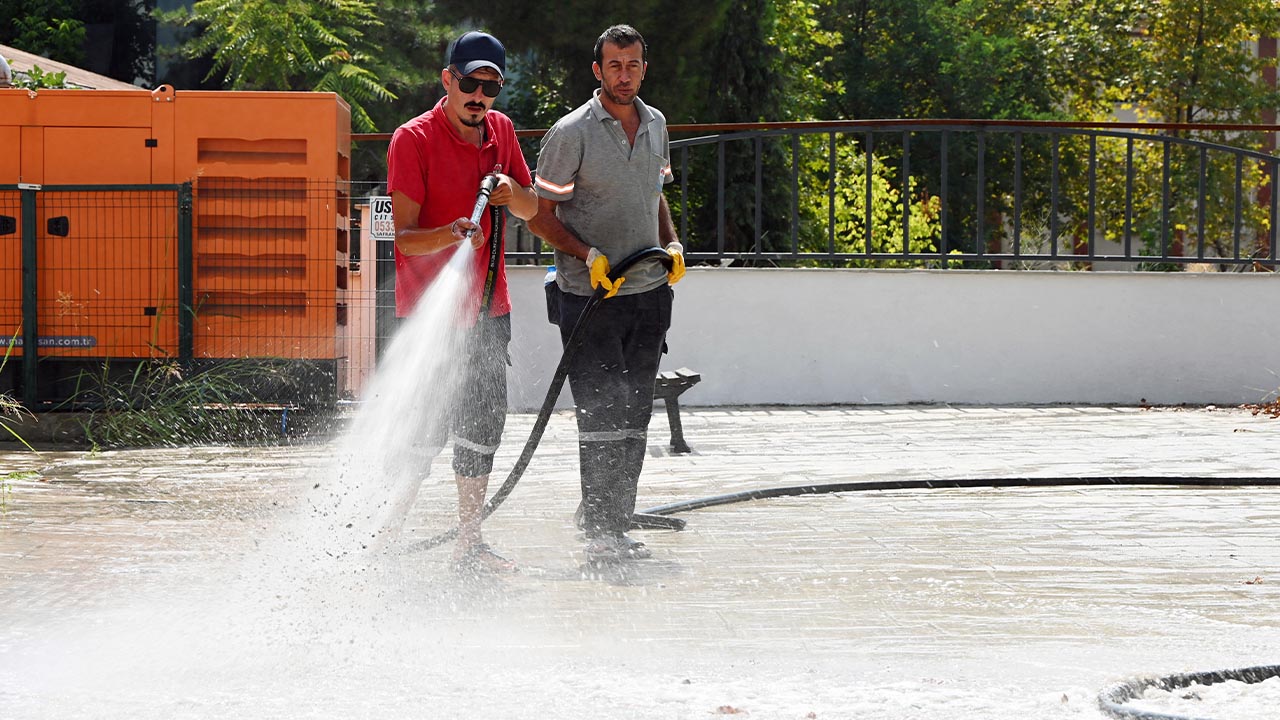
[505,266,1280,409]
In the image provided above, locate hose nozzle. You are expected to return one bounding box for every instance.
[464,173,501,241]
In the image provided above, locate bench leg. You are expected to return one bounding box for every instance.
[664,396,692,454]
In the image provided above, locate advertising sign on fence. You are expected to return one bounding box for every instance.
[370,196,394,240]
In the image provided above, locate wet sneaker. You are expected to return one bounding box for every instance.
[451,542,518,575]
[619,534,652,560]
[584,534,651,562]
[584,535,623,563]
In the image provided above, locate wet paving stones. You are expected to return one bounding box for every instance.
[2,405,1279,719]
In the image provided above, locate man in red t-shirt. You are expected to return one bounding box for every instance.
[386,30,536,573]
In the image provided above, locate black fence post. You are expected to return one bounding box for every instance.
[178,182,194,361]
[20,185,37,407]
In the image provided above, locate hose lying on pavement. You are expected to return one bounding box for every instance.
[1097,663,1280,720]
[646,477,1280,720]
[637,476,1280,517]
[402,246,674,555]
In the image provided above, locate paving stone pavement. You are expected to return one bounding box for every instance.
[1,405,1279,719]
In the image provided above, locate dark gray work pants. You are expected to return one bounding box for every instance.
[558,285,673,538]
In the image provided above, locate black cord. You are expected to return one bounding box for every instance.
[638,476,1280,517]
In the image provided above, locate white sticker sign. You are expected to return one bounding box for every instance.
[370,196,394,240]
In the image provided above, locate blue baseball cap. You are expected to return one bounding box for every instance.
[448,31,505,78]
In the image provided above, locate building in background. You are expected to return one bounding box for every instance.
[0,42,137,90]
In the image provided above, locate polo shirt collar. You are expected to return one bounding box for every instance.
[431,96,496,148]
[588,88,655,126]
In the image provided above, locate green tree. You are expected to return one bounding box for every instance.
[431,0,732,124]
[1131,0,1280,125]
[799,142,946,266]
[672,0,844,259]
[684,0,792,258]
[1032,0,1280,265]
[770,0,844,121]
[0,1,86,65]
[807,1,1070,254]
[348,1,454,181]
[2,1,157,86]
[163,0,395,132]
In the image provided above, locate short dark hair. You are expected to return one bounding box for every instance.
[594,25,647,65]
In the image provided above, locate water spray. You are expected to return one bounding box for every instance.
[402,245,675,555]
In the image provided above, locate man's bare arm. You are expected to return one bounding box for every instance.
[488,175,538,221]
[658,194,678,248]
[391,190,474,256]
[526,196,593,260]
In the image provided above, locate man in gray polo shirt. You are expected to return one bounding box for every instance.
[528,24,686,563]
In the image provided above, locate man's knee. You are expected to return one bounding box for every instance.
[452,436,498,477]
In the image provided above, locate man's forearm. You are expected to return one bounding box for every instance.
[528,200,592,260]
[395,222,463,256]
[507,184,539,221]
[658,194,678,248]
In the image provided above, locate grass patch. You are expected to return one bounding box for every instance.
[1,333,34,451]
[66,359,304,449]
[0,470,39,514]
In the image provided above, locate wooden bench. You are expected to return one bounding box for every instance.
[653,367,701,453]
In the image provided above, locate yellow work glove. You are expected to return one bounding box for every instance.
[665,242,686,285]
[587,247,625,299]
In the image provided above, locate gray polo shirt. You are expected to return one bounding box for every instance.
[534,89,674,296]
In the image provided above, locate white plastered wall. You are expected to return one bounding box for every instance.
[505,266,1280,409]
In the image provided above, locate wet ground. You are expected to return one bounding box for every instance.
[2,405,1279,719]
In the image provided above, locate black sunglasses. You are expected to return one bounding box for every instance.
[449,68,503,98]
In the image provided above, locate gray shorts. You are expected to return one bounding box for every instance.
[441,314,510,477]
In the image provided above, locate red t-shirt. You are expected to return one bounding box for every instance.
[386,99,533,319]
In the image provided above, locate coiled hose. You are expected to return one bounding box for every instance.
[1098,663,1280,719]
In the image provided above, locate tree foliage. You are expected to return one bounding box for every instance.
[347,1,454,180]
[162,0,395,132]
[800,145,947,266]
[11,64,71,90]
[1028,0,1280,263]
[1128,0,1280,124]
[2,1,156,86]
[431,0,733,123]
[0,1,87,65]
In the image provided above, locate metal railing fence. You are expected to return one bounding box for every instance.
[658,120,1280,270]
[416,119,1280,270]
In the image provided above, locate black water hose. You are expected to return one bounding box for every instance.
[402,245,674,554]
[1098,663,1280,719]
[637,476,1280,517]
[472,173,502,318]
